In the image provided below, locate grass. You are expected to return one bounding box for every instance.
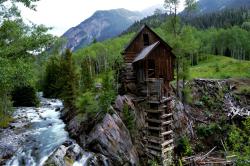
[0,115,13,128]
[190,55,250,79]
[237,85,250,95]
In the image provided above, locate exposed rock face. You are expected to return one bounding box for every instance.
[62,8,143,51]
[86,114,139,165]
[64,111,139,165]
[45,139,83,166]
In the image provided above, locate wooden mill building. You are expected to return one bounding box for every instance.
[121,25,176,165]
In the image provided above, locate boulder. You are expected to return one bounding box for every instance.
[86,113,139,165]
[45,145,68,166]
[45,140,83,166]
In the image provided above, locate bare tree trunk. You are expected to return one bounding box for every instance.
[176,58,180,98]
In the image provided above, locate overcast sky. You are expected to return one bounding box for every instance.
[20,0,185,36]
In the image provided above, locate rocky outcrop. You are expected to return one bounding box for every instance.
[45,139,88,166]
[86,113,139,165]
[64,111,139,165]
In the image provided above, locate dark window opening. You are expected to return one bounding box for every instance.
[148,59,155,78]
[143,34,149,46]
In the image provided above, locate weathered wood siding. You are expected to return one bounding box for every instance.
[123,28,159,63]
[147,44,175,81]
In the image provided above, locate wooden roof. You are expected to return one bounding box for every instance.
[122,24,173,54]
[133,41,160,63]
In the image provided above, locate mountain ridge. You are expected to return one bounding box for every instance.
[62,7,162,51]
[62,8,144,51]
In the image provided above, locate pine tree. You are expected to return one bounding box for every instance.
[60,49,78,109]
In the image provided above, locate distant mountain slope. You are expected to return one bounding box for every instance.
[185,0,250,15]
[62,9,143,51]
[124,0,250,33]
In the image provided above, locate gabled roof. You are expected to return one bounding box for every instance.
[133,41,160,63]
[122,24,173,54]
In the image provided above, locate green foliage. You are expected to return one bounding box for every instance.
[11,86,39,107]
[176,136,193,156]
[99,71,116,112]
[183,8,250,30]
[0,115,13,128]
[227,118,250,165]
[0,0,55,128]
[43,55,62,98]
[148,159,160,166]
[60,49,78,108]
[80,56,94,92]
[242,22,250,31]
[75,92,99,115]
[197,123,221,138]
[0,20,53,58]
[237,86,250,95]
[76,71,117,117]
[190,55,250,79]
[0,57,39,127]
[0,92,13,128]
[43,49,79,109]
[123,104,135,135]
[183,86,192,104]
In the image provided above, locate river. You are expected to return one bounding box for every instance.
[0,94,90,166]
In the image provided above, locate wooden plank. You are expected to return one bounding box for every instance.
[147,148,161,158]
[147,118,162,123]
[161,139,174,147]
[162,146,174,154]
[148,100,160,104]
[161,113,172,118]
[145,109,164,113]
[161,97,172,103]
[161,130,173,136]
[162,120,172,125]
[148,136,162,144]
[148,126,162,131]
[161,104,167,109]
[147,145,162,151]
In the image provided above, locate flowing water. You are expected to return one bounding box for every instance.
[5,94,68,166]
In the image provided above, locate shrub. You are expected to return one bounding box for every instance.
[99,71,116,112]
[75,92,99,115]
[197,123,220,138]
[11,86,39,107]
[227,118,250,165]
[238,86,250,95]
[0,93,13,128]
[176,136,193,157]
[43,50,79,109]
[148,159,159,166]
[123,104,135,135]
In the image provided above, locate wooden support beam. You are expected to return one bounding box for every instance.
[148,126,162,131]
[161,97,172,103]
[162,146,174,154]
[148,100,161,104]
[161,139,174,147]
[161,113,172,118]
[162,120,172,125]
[161,130,173,136]
[146,109,165,113]
[148,136,162,144]
[147,149,161,158]
[147,145,162,151]
[146,118,162,123]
